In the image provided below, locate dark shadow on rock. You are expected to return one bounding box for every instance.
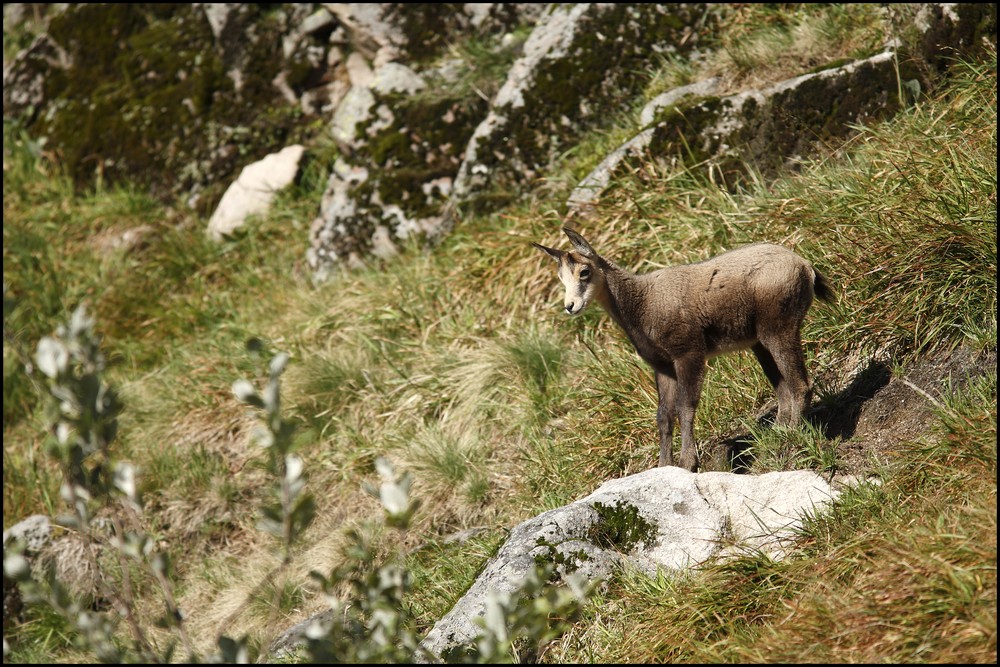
[808,359,893,440]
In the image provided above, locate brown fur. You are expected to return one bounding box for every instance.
[533,227,836,472]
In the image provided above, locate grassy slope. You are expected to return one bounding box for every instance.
[3,4,996,663]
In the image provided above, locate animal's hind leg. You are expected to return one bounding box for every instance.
[756,333,810,426]
[752,342,791,424]
[655,370,677,467]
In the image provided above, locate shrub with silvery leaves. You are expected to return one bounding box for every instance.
[5,309,593,663]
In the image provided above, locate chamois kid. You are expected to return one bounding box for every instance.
[533,228,835,472]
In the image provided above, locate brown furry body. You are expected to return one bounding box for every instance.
[534,228,835,471]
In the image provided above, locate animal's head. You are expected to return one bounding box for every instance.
[532,227,605,315]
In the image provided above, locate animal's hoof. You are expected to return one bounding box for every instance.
[680,457,699,473]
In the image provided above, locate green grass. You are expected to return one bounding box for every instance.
[547,365,996,663]
[3,10,996,666]
[705,3,892,88]
[741,421,841,474]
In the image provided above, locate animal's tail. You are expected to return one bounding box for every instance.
[814,269,836,303]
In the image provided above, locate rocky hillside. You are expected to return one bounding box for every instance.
[3,3,997,664]
[5,4,994,274]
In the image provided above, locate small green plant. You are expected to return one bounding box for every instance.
[442,562,595,664]
[587,501,658,553]
[4,304,195,663]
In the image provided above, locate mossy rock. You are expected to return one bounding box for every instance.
[633,51,915,191]
[25,4,309,212]
[454,3,714,210]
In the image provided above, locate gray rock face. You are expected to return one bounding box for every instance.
[1,33,70,119]
[307,51,492,279]
[3,4,339,208]
[916,3,997,71]
[5,3,993,277]
[421,466,858,659]
[324,3,543,64]
[330,85,378,150]
[568,3,996,211]
[569,50,907,211]
[307,3,712,280]
[452,3,710,207]
[201,2,241,42]
[307,61,473,279]
[323,3,409,63]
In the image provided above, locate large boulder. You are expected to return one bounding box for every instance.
[420,466,864,659]
[567,2,997,212]
[307,56,493,279]
[567,49,911,211]
[1,4,335,210]
[306,5,547,279]
[307,3,713,279]
[452,3,711,209]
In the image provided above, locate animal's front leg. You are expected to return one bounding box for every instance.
[674,355,706,472]
[655,370,677,467]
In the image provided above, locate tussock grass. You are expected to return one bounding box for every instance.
[632,3,900,131]
[3,12,996,666]
[703,3,894,94]
[741,421,841,474]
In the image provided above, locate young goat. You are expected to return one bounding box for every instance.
[533,227,835,472]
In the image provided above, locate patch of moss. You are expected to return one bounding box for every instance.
[586,500,657,554]
[336,80,489,232]
[384,3,468,64]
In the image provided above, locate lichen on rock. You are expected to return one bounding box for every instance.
[569,49,916,212]
[306,16,533,280]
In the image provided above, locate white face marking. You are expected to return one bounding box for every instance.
[558,257,596,315]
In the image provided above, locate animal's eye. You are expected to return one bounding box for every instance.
[579,268,591,280]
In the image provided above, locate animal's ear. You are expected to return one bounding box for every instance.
[532,242,563,262]
[562,227,596,258]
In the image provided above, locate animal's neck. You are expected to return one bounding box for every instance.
[595,263,646,340]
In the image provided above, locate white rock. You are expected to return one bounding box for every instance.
[330,85,376,149]
[207,145,305,241]
[421,466,861,658]
[371,62,426,95]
